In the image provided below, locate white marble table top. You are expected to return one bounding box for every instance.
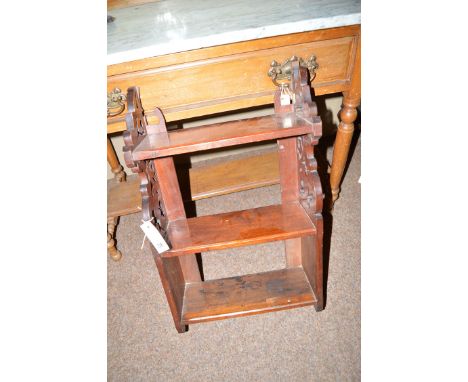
[107,0,360,65]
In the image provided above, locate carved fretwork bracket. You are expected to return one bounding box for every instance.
[122,87,170,243]
[274,57,324,216]
[296,135,323,215]
[138,160,170,243]
[122,87,148,174]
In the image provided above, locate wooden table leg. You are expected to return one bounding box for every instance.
[107,137,126,182]
[330,35,360,206]
[107,137,125,260]
[108,216,122,261]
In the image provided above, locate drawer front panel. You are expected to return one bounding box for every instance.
[108,35,357,131]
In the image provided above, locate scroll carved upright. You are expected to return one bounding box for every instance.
[275,59,324,310]
[122,87,201,333]
[274,59,323,216]
[123,87,170,242]
[297,134,323,216]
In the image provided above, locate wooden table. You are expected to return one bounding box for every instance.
[107,0,361,259]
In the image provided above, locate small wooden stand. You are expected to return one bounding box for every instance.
[123,59,324,332]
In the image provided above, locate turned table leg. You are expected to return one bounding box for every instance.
[329,35,360,206]
[107,216,122,261]
[107,137,126,261]
[107,137,126,182]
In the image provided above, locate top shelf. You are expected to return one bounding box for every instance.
[132,114,320,160]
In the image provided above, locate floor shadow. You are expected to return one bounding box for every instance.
[313,91,363,309]
[315,142,332,309]
[314,93,339,138]
[312,92,339,309]
[340,107,361,184]
[313,93,361,170]
[311,93,361,308]
[173,154,197,217]
[173,153,205,280]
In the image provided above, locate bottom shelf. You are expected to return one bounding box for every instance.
[182,267,316,324]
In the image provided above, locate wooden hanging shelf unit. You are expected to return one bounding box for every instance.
[122,57,324,332]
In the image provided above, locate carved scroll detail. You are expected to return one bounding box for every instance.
[270,58,324,216]
[122,87,169,241]
[296,135,323,215]
[122,87,149,174]
[139,160,170,241]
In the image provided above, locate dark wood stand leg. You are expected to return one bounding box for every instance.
[151,156,201,333]
[122,92,201,332]
[278,133,324,311]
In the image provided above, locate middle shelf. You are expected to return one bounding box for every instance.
[164,202,316,257]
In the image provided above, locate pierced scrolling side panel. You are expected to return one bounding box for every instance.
[122,86,170,243]
[123,86,149,174]
[139,159,170,243]
[296,134,323,215]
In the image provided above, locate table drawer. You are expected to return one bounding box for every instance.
[108,29,358,132]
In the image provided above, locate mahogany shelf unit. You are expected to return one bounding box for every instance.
[122,58,324,332]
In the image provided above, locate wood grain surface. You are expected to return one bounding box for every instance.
[108,0,158,10]
[182,267,317,324]
[132,114,319,160]
[107,150,281,218]
[107,174,141,218]
[107,25,359,132]
[164,203,316,257]
[189,150,280,200]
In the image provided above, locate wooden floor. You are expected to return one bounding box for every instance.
[182,267,317,324]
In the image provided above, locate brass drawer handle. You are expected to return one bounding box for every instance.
[268,55,318,87]
[107,88,127,117]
